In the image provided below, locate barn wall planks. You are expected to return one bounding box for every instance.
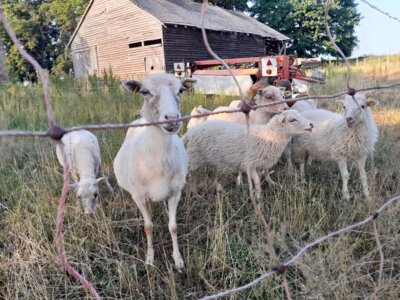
[71,0,164,78]
[162,25,269,73]
[70,0,282,78]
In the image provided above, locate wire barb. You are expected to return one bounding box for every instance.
[47,125,66,141]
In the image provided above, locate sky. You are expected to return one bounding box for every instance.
[352,0,400,57]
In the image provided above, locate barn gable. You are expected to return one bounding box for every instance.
[69,0,289,78]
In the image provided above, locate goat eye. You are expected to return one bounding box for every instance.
[140,89,150,96]
[343,106,345,109]
[94,192,99,198]
[289,118,297,122]
[361,105,365,109]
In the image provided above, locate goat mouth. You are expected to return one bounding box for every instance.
[347,120,355,127]
[305,127,313,132]
[162,124,181,134]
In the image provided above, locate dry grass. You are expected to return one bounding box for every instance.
[0,55,399,299]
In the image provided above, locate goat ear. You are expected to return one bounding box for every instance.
[275,114,286,124]
[122,80,142,92]
[366,99,379,107]
[96,177,106,184]
[181,78,197,91]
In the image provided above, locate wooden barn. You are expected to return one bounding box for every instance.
[68,0,289,79]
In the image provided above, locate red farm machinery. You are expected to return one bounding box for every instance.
[173,55,325,98]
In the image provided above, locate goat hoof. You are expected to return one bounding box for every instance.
[174,257,185,272]
[145,250,155,266]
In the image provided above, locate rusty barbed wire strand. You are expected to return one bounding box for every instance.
[0,1,400,299]
[281,273,292,300]
[202,0,278,261]
[324,0,352,90]
[56,142,101,300]
[201,0,245,101]
[1,81,400,140]
[0,7,101,299]
[359,0,400,24]
[198,1,398,298]
[244,113,278,262]
[199,194,400,300]
[372,220,384,286]
[0,7,56,127]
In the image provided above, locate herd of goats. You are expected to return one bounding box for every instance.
[56,72,378,271]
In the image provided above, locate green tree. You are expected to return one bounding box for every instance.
[41,0,90,74]
[0,0,59,81]
[249,0,361,57]
[194,0,248,11]
[0,0,89,81]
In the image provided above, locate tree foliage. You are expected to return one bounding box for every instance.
[0,0,89,81]
[249,0,361,57]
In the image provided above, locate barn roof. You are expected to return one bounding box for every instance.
[130,0,289,41]
[68,0,289,48]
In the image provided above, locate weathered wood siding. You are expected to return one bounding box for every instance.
[71,0,164,78]
[162,25,270,72]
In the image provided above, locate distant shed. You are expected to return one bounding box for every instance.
[68,0,289,78]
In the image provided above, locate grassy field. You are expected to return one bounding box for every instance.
[0,55,399,299]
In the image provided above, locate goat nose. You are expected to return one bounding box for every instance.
[164,114,180,120]
[310,123,314,128]
[346,117,353,123]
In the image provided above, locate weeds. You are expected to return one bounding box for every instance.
[0,55,399,299]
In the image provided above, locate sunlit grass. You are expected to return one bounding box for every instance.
[0,55,399,299]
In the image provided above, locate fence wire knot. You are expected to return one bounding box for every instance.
[47,125,66,140]
[372,210,379,219]
[347,87,356,96]
[274,263,287,274]
[240,101,252,115]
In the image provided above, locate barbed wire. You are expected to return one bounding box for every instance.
[324,0,352,90]
[198,195,400,300]
[0,0,399,299]
[359,0,400,24]
[0,6,100,300]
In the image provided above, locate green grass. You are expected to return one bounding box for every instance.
[0,55,399,299]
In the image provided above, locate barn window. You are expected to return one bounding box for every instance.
[129,41,142,48]
[144,39,162,46]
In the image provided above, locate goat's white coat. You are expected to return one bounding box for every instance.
[187,106,211,130]
[186,86,288,131]
[293,94,379,200]
[56,130,104,214]
[207,85,288,124]
[284,98,318,167]
[114,73,194,271]
[290,99,317,113]
[183,110,313,198]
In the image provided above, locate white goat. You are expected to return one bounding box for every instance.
[284,98,318,167]
[187,105,211,130]
[183,110,313,198]
[290,99,317,113]
[113,73,195,271]
[292,94,379,200]
[186,86,287,130]
[56,130,105,214]
[207,85,288,123]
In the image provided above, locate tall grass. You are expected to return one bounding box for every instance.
[0,55,399,299]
